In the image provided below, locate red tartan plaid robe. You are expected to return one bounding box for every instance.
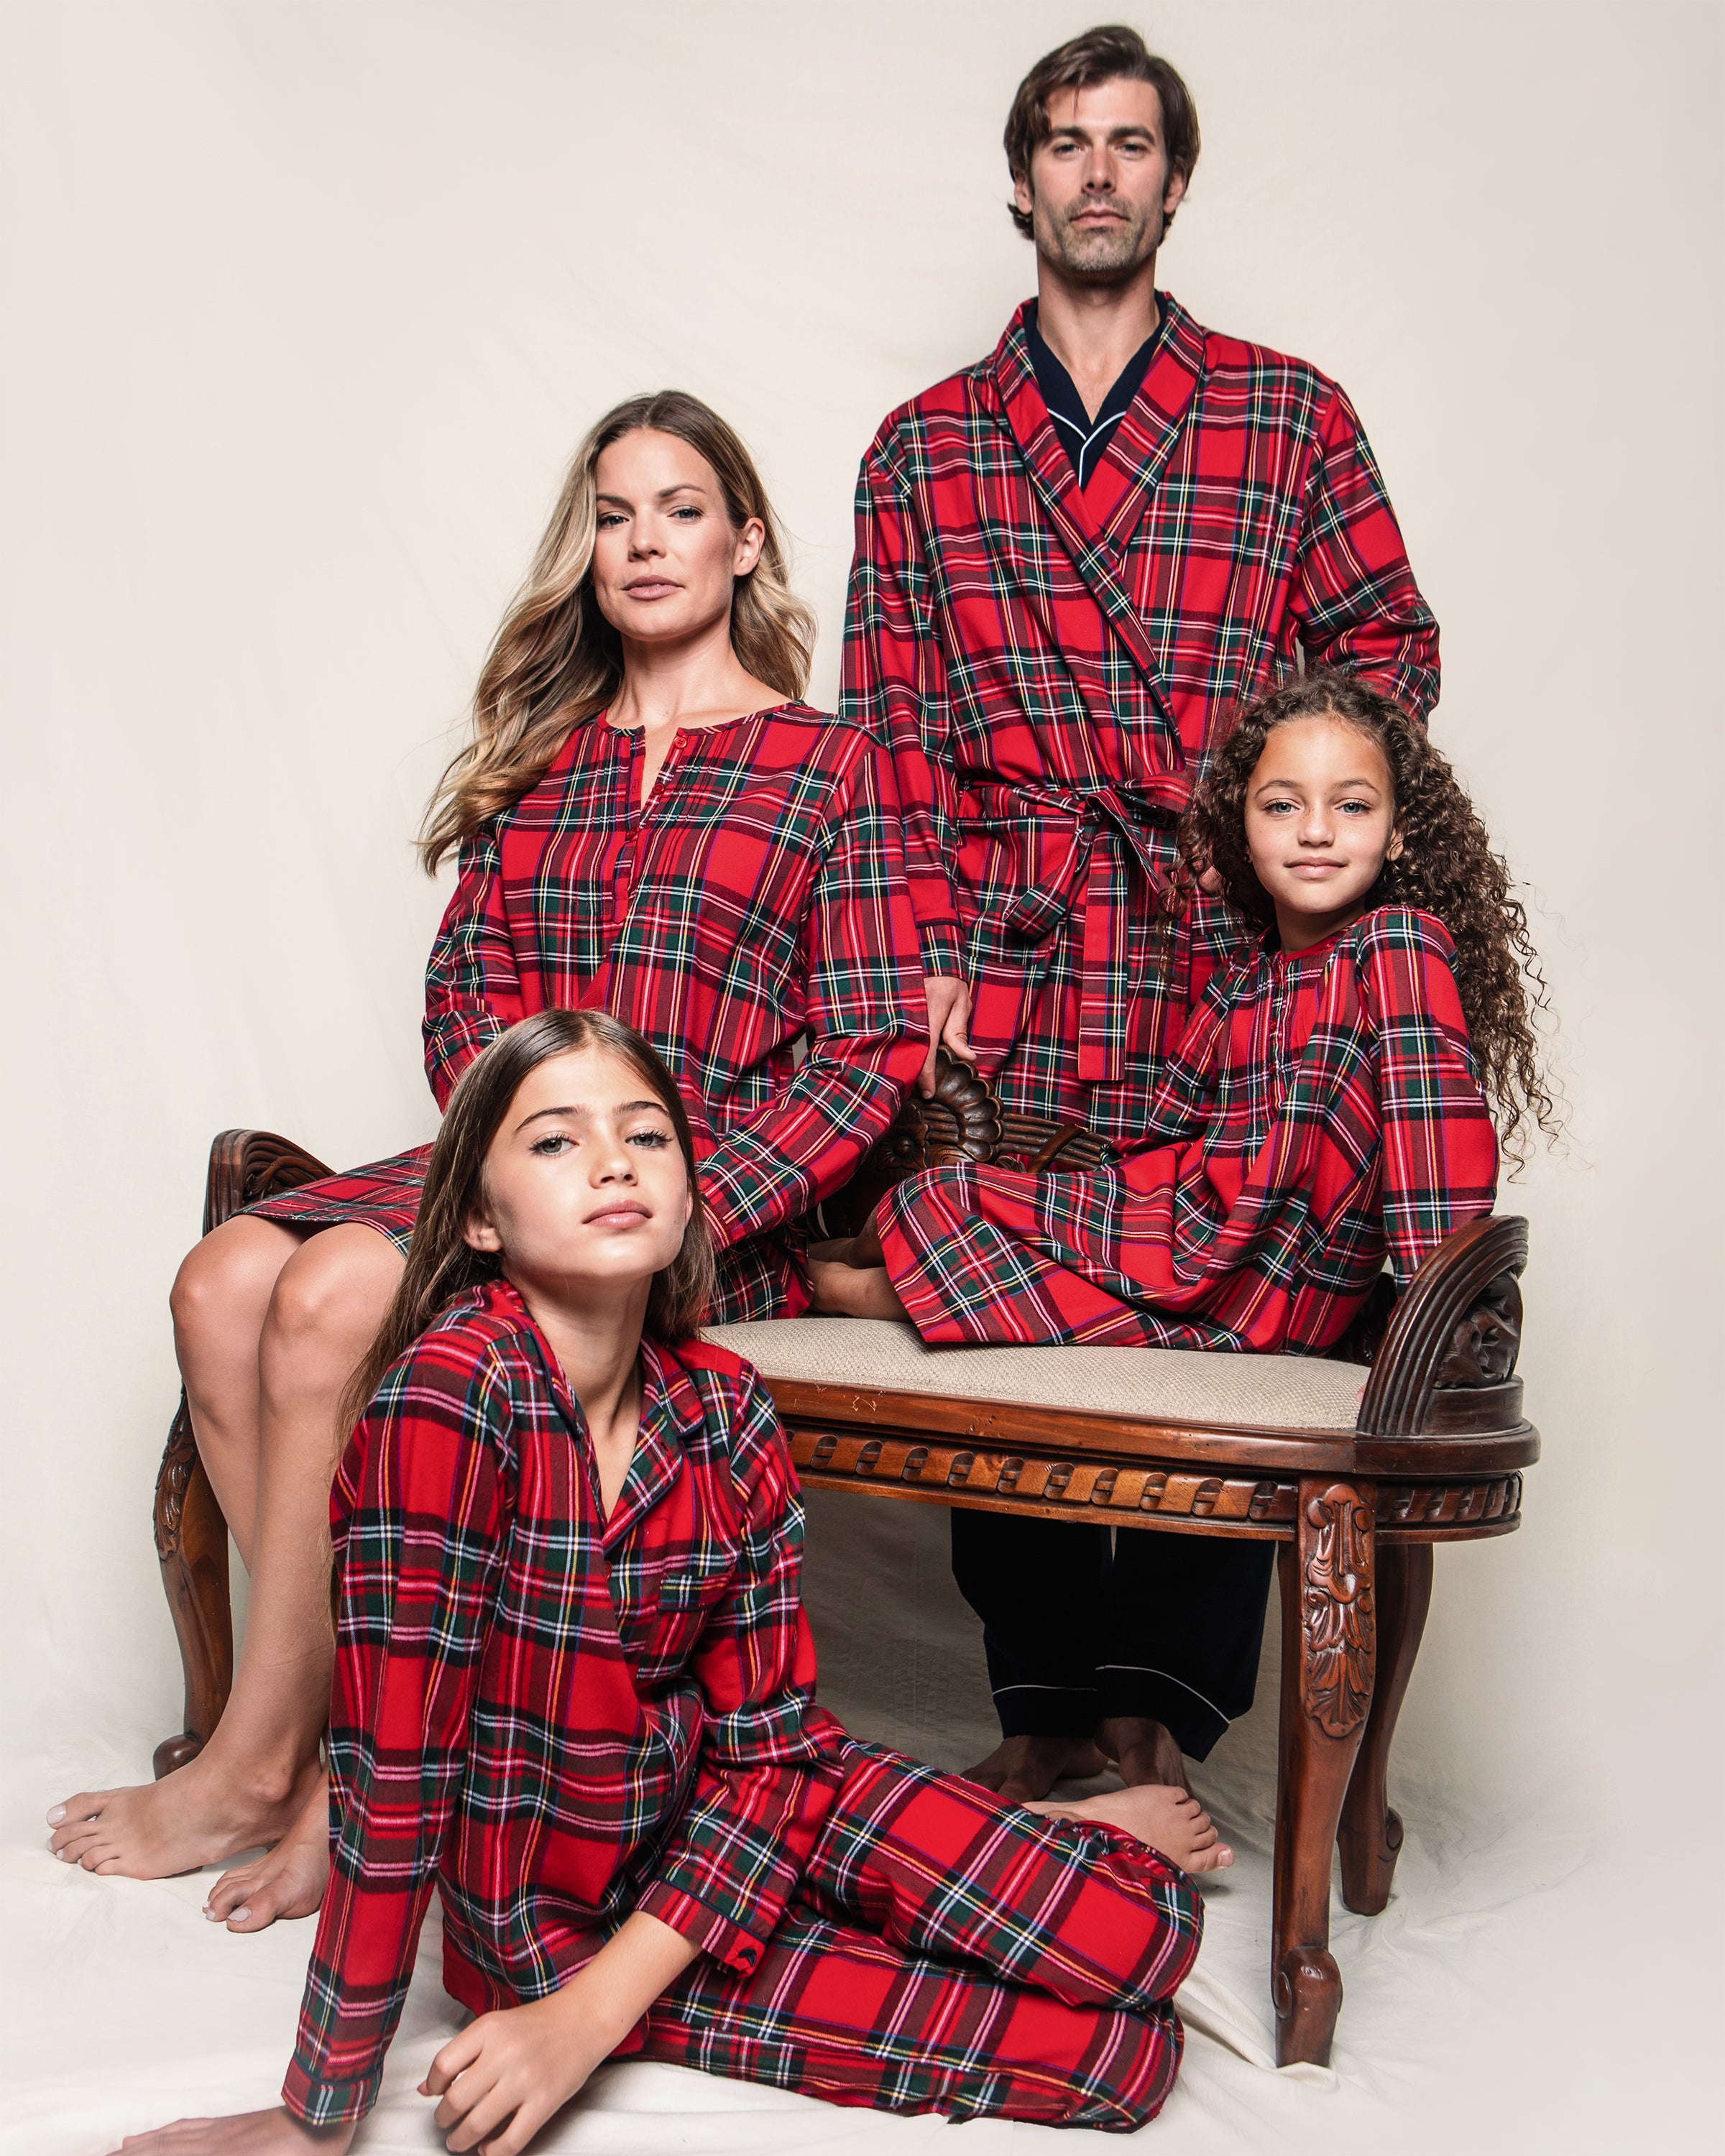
[283,1281,1201,2131]
[840,295,1440,1143]
[877,908,1498,1351]
[249,705,926,1321]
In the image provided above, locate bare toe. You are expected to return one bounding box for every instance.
[204,1858,264,1921]
[1185,1839,1235,1874]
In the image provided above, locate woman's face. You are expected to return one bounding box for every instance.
[464,1046,693,1301]
[589,429,765,651]
[1243,714,1401,948]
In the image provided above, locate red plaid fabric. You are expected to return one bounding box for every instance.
[250,706,926,1320]
[643,1743,1197,2130]
[840,296,1439,1141]
[877,908,1497,1350]
[282,1281,1200,2131]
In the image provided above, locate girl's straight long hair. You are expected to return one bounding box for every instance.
[341,1009,717,1434]
[420,391,815,872]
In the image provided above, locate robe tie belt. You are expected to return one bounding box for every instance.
[963,777,1190,1084]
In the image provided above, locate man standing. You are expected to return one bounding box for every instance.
[840,25,1438,1802]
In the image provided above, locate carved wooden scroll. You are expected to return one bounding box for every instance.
[1356,1215,1529,1437]
[1297,1481,1376,1738]
[821,1054,1003,1235]
[203,1128,335,1234]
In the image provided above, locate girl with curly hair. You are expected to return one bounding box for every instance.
[813,668,1558,1352]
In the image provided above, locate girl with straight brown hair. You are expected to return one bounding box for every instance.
[113,1010,1227,2156]
[50,392,927,1918]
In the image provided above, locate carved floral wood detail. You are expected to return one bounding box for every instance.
[153,1396,198,1561]
[1298,1482,1376,1738]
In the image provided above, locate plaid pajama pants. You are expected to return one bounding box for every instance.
[642,1741,1200,2131]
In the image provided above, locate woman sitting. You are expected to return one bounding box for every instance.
[111,1010,1230,2156]
[813,671,1558,1344]
[49,394,926,1915]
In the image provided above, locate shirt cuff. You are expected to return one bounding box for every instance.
[282,2055,379,2128]
[634,1879,770,1978]
[917,918,965,976]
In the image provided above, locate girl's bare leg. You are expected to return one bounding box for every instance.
[47,1222,403,1879]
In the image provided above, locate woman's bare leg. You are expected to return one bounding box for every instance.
[172,1215,305,1568]
[203,1776,330,1931]
[47,1222,403,1879]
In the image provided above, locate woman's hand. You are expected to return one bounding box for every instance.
[919,975,976,1097]
[111,2109,353,2155]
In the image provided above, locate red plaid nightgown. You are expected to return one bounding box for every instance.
[249,705,926,1321]
[282,1281,1202,2132]
[840,295,1439,1143]
[877,909,1498,1350]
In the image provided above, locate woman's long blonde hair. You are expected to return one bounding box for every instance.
[420,391,816,871]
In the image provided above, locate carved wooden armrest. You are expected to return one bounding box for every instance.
[1355,1216,1527,1437]
[819,1055,1003,1235]
[201,1128,335,1233]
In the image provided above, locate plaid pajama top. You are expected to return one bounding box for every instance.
[283,1281,849,2126]
[879,908,1499,1353]
[840,295,1438,1138]
[252,704,926,1322]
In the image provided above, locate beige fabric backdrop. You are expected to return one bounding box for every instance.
[1,3,1717,2150]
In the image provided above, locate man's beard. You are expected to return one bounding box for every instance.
[1039,197,1162,281]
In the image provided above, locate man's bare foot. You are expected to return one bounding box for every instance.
[806,1257,909,1320]
[46,1751,324,1881]
[203,1779,329,1932]
[962,1732,1108,1805]
[1098,1714,1188,1792]
[1029,1783,1234,1875]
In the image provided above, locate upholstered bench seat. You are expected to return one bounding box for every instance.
[706,1317,1368,1432]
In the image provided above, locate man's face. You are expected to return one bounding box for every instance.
[1016,79,1186,282]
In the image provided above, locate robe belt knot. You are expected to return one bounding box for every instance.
[966,778,1190,1085]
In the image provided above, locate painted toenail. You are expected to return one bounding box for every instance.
[47,1806,65,1824]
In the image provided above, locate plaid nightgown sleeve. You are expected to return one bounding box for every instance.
[282,1339,512,2127]
[636,1368,843,1973]
[421,829,526,1108]
[1358,908,1499,1283]
[695,741,926,1253]
[1282,383,1441,722]
[839,438,967,975]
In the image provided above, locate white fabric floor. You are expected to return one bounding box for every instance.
[1,1491,1698,2156]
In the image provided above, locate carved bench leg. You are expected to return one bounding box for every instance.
[1272,1481,1376,2068]
[1337,1541,1432,1915]
[152,1393,234,1779]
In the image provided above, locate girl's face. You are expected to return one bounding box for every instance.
[463,1046,693,1302]
[1243,714,1401,950]
[590,429,765,653]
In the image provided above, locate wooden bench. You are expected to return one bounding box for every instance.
[151,1095,1536,2072]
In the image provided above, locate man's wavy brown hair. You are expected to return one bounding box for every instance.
[1182,671,1560,1169]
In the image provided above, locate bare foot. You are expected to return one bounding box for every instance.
[203,1779,329,1932]
[962,1732,1108,1805]
[47,1751,324,1881]
[1098,1714,1188,1793]
[1029,1784,1234,1875]
[806,1258,909,1320]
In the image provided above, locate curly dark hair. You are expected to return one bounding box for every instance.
[1182,671,1560,1169]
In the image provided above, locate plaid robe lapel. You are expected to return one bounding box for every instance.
[985,305,1197,775]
